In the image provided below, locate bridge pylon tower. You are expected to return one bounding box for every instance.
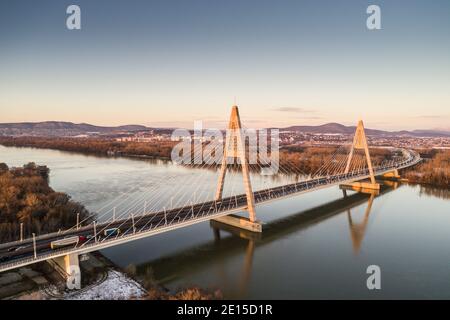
[341,120,380,192]
[212,105,262,233]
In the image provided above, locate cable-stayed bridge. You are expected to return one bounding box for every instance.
[0,106,421,289]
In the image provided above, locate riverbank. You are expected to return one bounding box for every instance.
[42,253,147,300]
[0,136,174,161]
[2,249,220,300]
[403,149,449,188]
[0,162,91,243]
[0,261,63,299]
[122,263,222,300]
[1,252,147,300]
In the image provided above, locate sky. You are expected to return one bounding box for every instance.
[0,0,449,130]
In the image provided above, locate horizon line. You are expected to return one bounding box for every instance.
[0,120,448,133]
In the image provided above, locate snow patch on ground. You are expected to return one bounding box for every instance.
[66,270,146,300]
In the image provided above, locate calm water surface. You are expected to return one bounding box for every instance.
[1,145,450,299]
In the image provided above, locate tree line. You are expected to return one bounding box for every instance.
[0,136,176,160]
[279,146,392,175]
[0,162,91,243]
[404,150,449,188]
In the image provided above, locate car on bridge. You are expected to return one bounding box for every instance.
[50,236,80,249]
[104,228,121,237]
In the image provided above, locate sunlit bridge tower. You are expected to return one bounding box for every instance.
[212,106,262,233]
[340,120,380,192]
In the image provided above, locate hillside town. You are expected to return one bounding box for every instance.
[1,122,449,150]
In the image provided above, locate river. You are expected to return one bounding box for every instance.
[1,145,450,299]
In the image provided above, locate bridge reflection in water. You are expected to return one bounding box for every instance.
[134,183,396,298]
[346,181,399,254]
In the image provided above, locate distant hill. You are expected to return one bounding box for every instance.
[409,129,450,137]
[281,123,450,137]
[0,121,449,138]
[0,121,151,137]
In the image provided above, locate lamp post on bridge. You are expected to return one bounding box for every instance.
[20,223,23,242]
[93,221,97,243]
[32,233,37,259]
[131,213,136,234]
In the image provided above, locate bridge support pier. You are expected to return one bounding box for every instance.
[213,214,262,233]
[382,169,401,180]
[210,218,262,241]
[49,253,81,290]
[340,182,380,195]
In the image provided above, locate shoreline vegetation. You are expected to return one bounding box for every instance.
[123,264,222,300]
[0,136,174,160]
[0,162,91,243]
[403,149,449,188]
[0,136,448,188]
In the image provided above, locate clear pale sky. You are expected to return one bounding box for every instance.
[0,0,449,130]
